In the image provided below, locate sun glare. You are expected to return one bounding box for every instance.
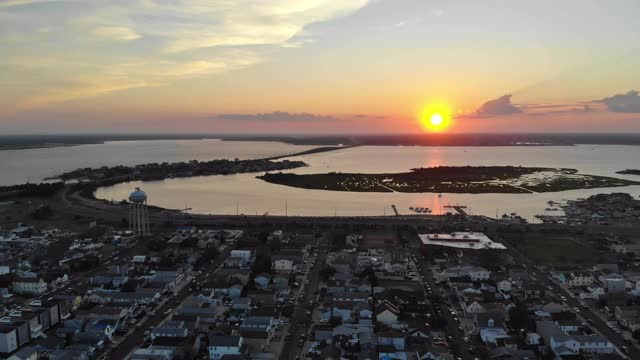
[419,103,452,132]
[430,114,444,126]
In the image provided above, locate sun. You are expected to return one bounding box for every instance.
[418,103,452,132]
[430,113,444,127]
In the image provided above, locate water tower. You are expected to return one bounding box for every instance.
[128,187,150,236]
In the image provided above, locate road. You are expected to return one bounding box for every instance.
[415,254,474,360]
[104,246,232,359]
[281,235,327,360]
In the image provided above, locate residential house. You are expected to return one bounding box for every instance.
[209,335,244,359]
[130,346,176,360]
[550,334,614,355]
[580,286,605,300]
[384,260,407,275]
[271,255,298,274]
[476,313,508,345]
[150,321,188,340]
[556,320,580,333]
[232,298,251,312]
[320,302,353,322]
[522,283,545,300]
[272,275,289,287]
[253,273,271,290]
[7,347,38,360]
[377,331,406,350]
[0,326,18,354]
[12,277,47,295]
[239,316,274,340]
[568,272,594,287]
[88,289,161,305]
[375,301,400,326]
[465,301,486,315]
[541,302,564,314]
[497,280,512,292]
[331,291,369,304]
[0,318,29,347]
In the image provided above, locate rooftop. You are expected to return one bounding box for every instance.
[419,232,506,250]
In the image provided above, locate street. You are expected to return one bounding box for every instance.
[105,246,232,359]
[281,235,327,360]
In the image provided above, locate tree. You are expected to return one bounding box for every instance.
[252,254,272,275]
[30,204,53,220]
[508,301,533,331]
[330,316,342,327]
[268,237,282,252]
[121,280,137,292]
[479,250,504,269]
[202,247,219,262]
[319,266,336,281]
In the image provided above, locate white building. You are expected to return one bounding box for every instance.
[435,266,491,282]
[131,346,176,360]
[12,277,47,295]
[568,273,594,287]
[230,250,252,262]
[272,258,295,273]
[497,280,512,292]
[551,334,614,355]
[375,301,400,326]
[419,232,506,250]
[465,301,486,315]
[209,336,243,359]
[150,321,188,340]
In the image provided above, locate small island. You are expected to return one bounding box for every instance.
[617,169,640,176]
[258,166,640,194]
[51,158,308,183]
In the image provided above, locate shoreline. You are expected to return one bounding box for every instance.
[4,133,640,151]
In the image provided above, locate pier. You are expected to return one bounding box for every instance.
[444,205,469,216]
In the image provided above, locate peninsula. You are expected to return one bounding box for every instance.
[50,158,307,183]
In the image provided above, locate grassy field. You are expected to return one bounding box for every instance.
[518,237,602,265]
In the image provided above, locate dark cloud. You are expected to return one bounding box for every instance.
[352,114,386,119]
[475,94,522,116]
[598,90,640,113]
[215,111,339,122]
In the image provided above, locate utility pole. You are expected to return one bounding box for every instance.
[285,200,288,217]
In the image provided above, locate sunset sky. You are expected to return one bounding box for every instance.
[1,0,640,134]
